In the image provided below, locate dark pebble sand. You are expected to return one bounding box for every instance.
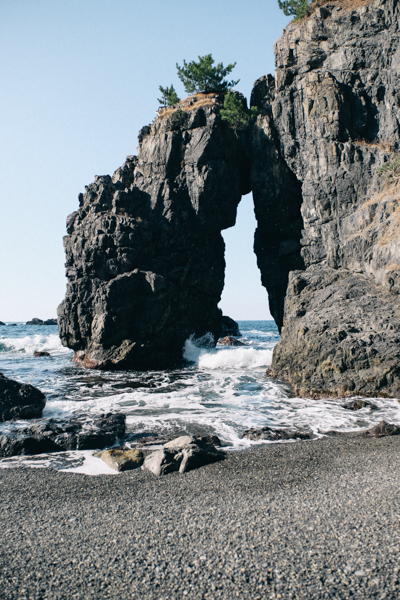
[1,435,400,599]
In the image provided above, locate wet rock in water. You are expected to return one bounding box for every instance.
[43,318,57,325]
[217,336,246,347]
[94,448,144,472]
[0,412,126,457]
[0,376,46,422]
[0,321,5,326]
[33,351,51,357]
[342,399,378,411]
[361,421,400,438]
[242,426,313,442]
[26,318,44,325]
[221,315,241,337]
[26,318,57,326]
[143,435,224,476]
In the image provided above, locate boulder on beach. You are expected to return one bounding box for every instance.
[143,435,224,476]
[217,336,246,347]
[0,376,46,422]
[94,448,144,472]
[361,421,400,438]
[0,412,126,457]
[242,426,313,442]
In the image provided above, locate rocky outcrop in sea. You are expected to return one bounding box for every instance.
[58,96,250,370]
[59,0,400,398]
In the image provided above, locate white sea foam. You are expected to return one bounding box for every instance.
[0,334,69,355]
[183,335,273,370]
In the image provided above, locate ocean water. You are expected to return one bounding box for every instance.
[1,321,400,474]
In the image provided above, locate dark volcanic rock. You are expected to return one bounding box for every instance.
[0,412,126,457]
[253,0,400,397]
[217,336,246,347]
[33,351,51,357]
[342,399,378,411]
[220,315,241,337]
[242,426,314,441]
[26,318,44,325]
[0,376,46,422]
[58,99,250,370]
[0,321,5,326]
[361,420,400,438]
[26,318,57,326]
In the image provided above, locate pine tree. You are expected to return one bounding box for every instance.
[158,85,180,107]
[278,0,312,19]
[176,54,239,95]
[221,90,258,132]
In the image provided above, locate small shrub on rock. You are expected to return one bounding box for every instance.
[165,109,188,131]
[378,153,400,185]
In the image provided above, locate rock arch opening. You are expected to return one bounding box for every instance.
[219,193,272,322]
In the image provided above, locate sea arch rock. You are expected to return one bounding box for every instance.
[58,100,251,370]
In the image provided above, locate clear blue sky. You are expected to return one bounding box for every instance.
[0,0,291,322]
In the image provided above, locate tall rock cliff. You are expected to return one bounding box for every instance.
[59,0,400,398]
[258,0,400,396]
[58,97,250,369]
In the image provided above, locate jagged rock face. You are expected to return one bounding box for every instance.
[258,0,400,396]
[58,104,250,369]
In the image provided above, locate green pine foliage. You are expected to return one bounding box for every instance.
[378,154,400,185]
[221,90,258,131]
[278,0,312,20]
[158,85,180,106]
[176,54,239,94]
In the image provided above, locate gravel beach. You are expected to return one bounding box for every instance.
[1,435,400,600]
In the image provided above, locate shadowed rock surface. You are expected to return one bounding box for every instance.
[0,376,46,422]
[220,314,241,337]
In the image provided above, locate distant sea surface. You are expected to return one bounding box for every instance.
[1,321,400,473]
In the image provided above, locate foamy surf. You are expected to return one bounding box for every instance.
[1,320,400,475]
[183,335,273,369]
[0,333,69,355]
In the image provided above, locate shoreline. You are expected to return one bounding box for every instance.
[2,434,400,599]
